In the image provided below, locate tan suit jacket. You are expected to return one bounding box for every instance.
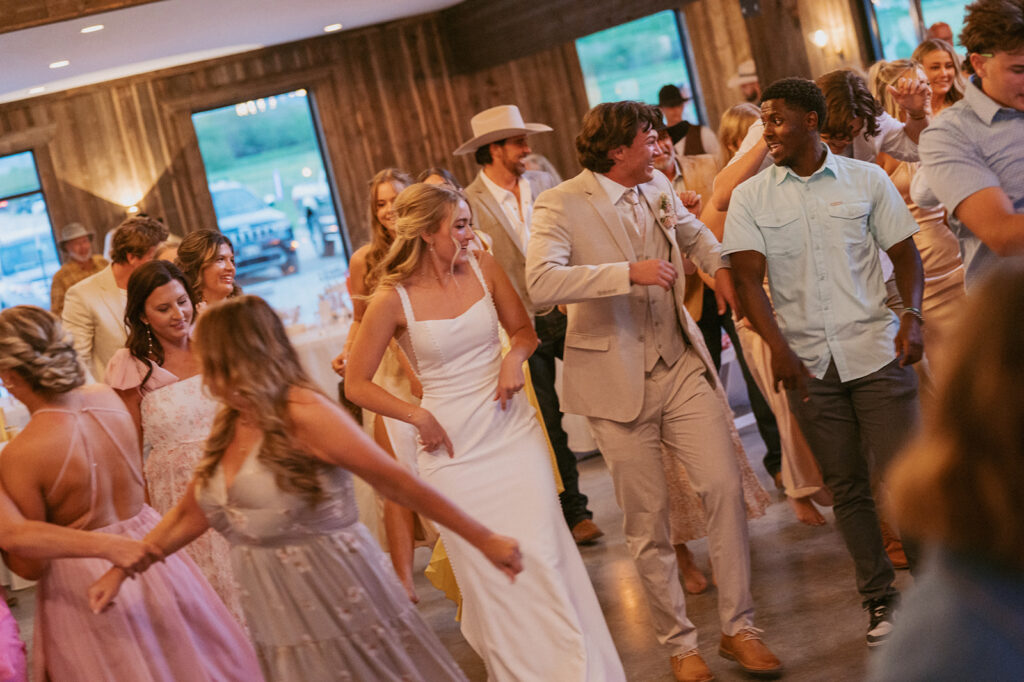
[465,170,558,316]
[526,169,724,423]
[62,266,127,382]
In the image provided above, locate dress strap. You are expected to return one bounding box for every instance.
[467,253,488,292]
[394,283,417,324]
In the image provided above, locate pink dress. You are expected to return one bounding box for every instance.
[106,349,245,625]
[30,395,262,681]
[0,593,26,682]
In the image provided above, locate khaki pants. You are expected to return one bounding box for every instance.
[588,349,755,654]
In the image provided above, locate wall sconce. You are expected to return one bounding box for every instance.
[809,29,845,59]
[126,205,140,215]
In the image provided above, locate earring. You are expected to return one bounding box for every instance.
[146,325,154,355]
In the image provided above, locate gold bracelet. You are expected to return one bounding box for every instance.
[907,111,928,120]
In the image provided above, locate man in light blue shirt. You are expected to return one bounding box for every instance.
[918,0,1024,288]
[723,78,925,649]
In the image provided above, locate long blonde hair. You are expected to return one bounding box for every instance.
[717,102,761,165]
[889,259,1024,570]
[912,38,965,109]
[372,183,463,292]
[363,168,414,292]
[193,295,328,505]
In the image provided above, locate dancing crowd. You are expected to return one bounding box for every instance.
[0,0,1022,680]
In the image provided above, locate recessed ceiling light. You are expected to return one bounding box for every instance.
[323,23,343,32]
[28,87,46,95]
[81,24,104,33]
[49,60,70,69]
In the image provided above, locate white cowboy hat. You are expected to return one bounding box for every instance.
[727,59,759,89]
[453,105,552,156]
[59,222,91,243]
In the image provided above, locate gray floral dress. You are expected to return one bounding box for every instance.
[196,446,468,682]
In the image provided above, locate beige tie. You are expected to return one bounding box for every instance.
[622,188,645,238]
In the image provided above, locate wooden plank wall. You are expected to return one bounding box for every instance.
[0,0,162,33]
[682,0,754,130]
[0,14,591,249]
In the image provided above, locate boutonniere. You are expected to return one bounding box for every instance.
[658,192,677,229]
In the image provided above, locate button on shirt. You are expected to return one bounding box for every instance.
[919,77,1024,288]
[479,171,534,251]
[722,149,919,382]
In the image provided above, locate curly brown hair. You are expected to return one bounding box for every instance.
[576,101,662,174]
[960,0,1024,57]
[815,70,882,142]
[362,169,414,292]
[174,229,241,303]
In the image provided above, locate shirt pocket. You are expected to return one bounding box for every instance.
[756,209,803,258]
[564,331,609,352]
[827,201,872,244]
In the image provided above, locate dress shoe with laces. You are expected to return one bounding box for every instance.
[719,628,783,678]
[570,518,604,544]
[671,650,714,682]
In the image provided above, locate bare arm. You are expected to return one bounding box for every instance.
[711,137,768,211]
[480,252,539,409]
[290,390,521,578]
[886,237,925,366]
[345,289,453,455]
[89,479,209,612]
[730,251,811,398]
[954,187,1024,256]
[332,247,370,376]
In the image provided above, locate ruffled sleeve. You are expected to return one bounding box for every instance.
[105,348,177,394]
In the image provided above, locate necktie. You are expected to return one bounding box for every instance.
[622,188,645,237]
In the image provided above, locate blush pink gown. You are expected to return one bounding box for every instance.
[29,391,262,681]
[0,593,26,682]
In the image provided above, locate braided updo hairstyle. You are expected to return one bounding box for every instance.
[0,306,85,397]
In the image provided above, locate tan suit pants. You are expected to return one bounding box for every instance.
[588,348,755,654]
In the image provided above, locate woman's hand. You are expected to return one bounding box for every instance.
[494,356,526,410]
[331,350,347,377]
[88,567,128,614]
[99,535,164,575]
[409,408,454,457]
[478,533,522,582]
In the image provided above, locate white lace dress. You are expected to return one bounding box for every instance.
[106,349,246,626]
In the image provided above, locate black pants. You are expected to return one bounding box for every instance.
[527,308,593,528]
[696,286,782,478]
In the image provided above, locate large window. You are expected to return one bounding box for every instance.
[0,152,59,309]
[192,89,348,325]
[867,0,968,60]
[576,11,701,123]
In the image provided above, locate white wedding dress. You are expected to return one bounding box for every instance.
[394,257,624,682]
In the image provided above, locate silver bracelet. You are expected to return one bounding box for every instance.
[901,306,924,324]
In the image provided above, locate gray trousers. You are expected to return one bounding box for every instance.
[588,349,754,654]
[788,358,920,604]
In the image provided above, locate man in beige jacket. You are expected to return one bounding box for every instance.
[526,101,781,682]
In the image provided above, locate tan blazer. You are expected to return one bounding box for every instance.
[526,169,724,423]
[62,266,127,383]
[465,170,558,316]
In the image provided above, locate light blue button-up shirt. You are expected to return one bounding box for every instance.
[722,149,919,382]
[919,77,1024,289]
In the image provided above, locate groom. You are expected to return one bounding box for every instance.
[526,101,781,682]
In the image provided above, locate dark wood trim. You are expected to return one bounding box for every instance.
[0,0,163,34]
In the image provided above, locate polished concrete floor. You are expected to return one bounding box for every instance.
[413,427,912,681]
[8,424,911,681]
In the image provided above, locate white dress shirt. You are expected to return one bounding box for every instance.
[479,171,534,250]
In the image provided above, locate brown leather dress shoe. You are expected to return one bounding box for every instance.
[571,518,604,544]
[719,628,783,678]
[671,651,714,682]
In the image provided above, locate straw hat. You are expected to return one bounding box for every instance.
[728,60,759,89]
[59,222,91,243]
[453,105,552,156]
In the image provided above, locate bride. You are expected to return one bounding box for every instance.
[346,183,624,681]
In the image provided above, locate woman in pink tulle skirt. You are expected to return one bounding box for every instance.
[0,305,262,681]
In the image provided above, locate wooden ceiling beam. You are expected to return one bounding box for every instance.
[0,0,163,35]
